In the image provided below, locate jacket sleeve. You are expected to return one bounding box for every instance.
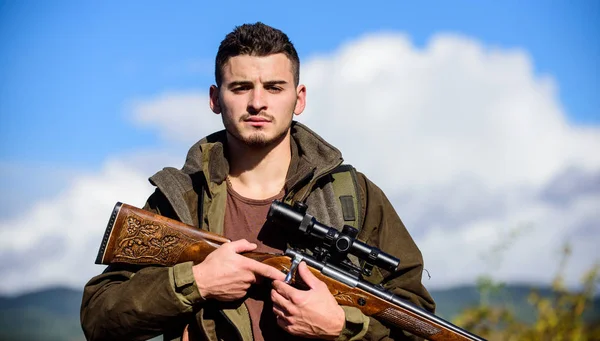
[336,173,436,341]
[80,189,205,341]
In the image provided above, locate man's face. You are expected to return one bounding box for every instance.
[210,54,306,148]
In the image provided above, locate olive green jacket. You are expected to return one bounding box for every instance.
[81,122,435,341]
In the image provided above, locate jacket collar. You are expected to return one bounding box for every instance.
[180,121,343,196]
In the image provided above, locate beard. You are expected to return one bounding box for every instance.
[238,122,291,149]
[224,111,294,149]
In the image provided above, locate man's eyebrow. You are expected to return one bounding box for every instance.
[226,80,289,89]
[263,80,288,86]
[227,81,253,89]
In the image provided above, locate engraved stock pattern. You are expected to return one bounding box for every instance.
[375,308,441,337]
[334,292,366,305]
[112,214,196,264]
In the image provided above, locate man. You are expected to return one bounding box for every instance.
[81,22,435,341]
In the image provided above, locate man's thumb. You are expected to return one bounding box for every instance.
[297,261,320,289]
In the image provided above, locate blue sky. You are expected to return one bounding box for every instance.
[0,1,599,293]
[1,0,598,168]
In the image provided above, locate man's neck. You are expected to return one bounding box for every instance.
[226,133,291,200]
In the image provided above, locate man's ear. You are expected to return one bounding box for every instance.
[293,84,307,116]
[209,85,221,114]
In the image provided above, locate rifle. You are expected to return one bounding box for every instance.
[95,201,486,341]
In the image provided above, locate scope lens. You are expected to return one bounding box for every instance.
[336,238,350,252]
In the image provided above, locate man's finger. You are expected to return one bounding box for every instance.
[271,279,295,300]
[226,239,257,253]
[248,261,287,281]
[272,305,289,320]
[271,288,294,315]
[296,261,321,289]
[275,314,292,329]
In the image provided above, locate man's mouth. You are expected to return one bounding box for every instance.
[245,117,270,122]
[243,114,273,127]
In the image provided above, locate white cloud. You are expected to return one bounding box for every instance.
[130,91,223,144]
[1,32,599,294]
[0,158,155,294]
[411,177,600,288]
[300,33,600,191]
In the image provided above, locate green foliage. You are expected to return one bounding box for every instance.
[453,245,600,341]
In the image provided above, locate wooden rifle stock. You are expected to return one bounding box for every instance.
[95,202,486,341]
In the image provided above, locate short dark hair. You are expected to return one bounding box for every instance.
[215,22,300,87]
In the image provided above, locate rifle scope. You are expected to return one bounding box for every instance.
[268,200,400,272]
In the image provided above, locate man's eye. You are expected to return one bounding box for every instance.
[267,86,283,93]
[232,86,250,93]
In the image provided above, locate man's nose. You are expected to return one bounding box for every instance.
[248,88,267,113]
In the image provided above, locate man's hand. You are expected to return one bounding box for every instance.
[271,262,345,339]
[192,239,286,301]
